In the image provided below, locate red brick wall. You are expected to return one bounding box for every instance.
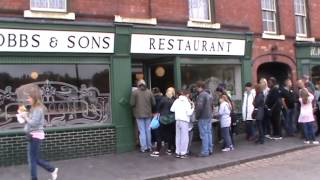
[308,0,320,38]
[151,0,188,24]
[215,0,262,33]
[278,0,295,37]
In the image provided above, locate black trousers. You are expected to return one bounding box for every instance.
[263,108,272,135]
[155,122,175,152]
[256,120,264,143]
[271,109,282,137]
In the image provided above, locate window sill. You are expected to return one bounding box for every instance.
[24,10,75,20]
[187,20,221,29]
[296,36,315,42]
[114,15,157,25]
[262,33,285,40]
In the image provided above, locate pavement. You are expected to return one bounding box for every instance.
[172,146,320,180]
[0,135,316,180]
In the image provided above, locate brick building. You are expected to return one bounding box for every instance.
[0,0,319,165]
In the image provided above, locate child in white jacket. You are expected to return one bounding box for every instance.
[170,90,194,158]
[219,95,234,152]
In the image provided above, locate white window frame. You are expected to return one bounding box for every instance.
[30,0,67,13]
[261,0,277,34]
[294,0,308,37]
[188,0,212,23]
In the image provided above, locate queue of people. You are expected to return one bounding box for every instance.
[131,75,320,159]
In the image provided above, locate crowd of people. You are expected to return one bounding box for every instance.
[130,75,320,159]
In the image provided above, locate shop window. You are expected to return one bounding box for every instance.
[30,0,67,12]
[181,64,242,104]
[261,0,277,33]
[189,0,211,22]
[294,0,308,36]
[0,64,111,130]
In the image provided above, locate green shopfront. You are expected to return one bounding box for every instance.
[296,42,320,82]
[0,21,252,166]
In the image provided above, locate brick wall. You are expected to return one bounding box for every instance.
[0,125,116,167]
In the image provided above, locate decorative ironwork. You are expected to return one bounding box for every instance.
[0,80,111,130]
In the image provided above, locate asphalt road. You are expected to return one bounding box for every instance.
[171,146,320,180]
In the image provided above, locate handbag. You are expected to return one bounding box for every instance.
[159,113,175,125]
[150,114,160,129]
[252,109,258,119]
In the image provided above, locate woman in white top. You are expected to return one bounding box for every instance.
[242,82,256,141]
[170,90,194,158]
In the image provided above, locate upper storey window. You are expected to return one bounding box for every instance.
[30,0,67,12]
[261,0,277,33]
[189,0,211,22]
[294,0,307,36]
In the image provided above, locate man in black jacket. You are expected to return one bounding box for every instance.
[266,77,283,139]
[281,79,296,136]
[195,81,214,157]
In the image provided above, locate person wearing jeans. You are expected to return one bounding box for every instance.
[219,95,234,152]
[130,80,156,152]
[28,138,56,180]
[298,88,319,144]
[195,81,214,157]
[198,118,213,156]
[136,118,152,151]
[18,85,58,180]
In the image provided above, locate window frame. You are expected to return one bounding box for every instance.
[261,0,278,34]
[188,0,212,23]
[30,0,67,13]
[294,0,308,37]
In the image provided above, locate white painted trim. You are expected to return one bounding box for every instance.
[262,33,285,40]
[296,36,315,42]
[24,10,75,20]
[114,15,157,25]
[187,20,221,29]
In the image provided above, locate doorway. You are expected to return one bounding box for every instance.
[132,58,174,95]
[257,62,291,85]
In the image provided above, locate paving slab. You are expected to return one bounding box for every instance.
[0,135,313,180]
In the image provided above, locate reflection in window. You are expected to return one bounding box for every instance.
[189,0,211,21]
[181,64,242,103]
[0,64,111,130]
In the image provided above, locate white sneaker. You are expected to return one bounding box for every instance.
[51,168,58,180]
[312,141,320,145]
[304,141,311,144]
[222,148,231,152]
[150,151,160,157]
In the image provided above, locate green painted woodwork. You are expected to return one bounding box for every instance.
[296,42,320,78]
[112,24,135,153]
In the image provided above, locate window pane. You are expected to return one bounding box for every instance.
[189,0,210,20]
[0,64,111,130]
[261,0,275,10]
[296,16,306,34]
[31,0,66,11]
[181,64,242,103]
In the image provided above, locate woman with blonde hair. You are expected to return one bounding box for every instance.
[219,94,234,152]
[298,88,319,144]
[18,85,58,180]
[259,78,272,138]
[150,87,176,157]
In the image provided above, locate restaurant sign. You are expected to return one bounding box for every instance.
[131,34,246,56]
[0,29,114,53]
